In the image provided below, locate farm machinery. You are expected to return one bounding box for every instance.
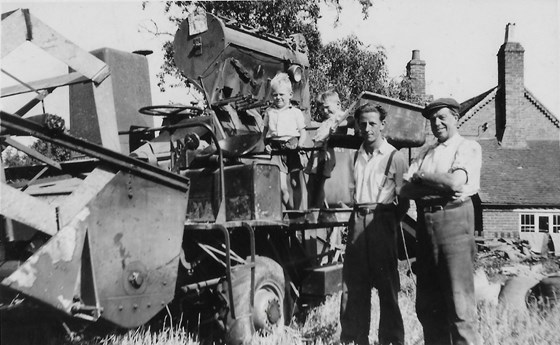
[0,9,425,344]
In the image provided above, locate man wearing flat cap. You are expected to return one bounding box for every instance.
[401,98,481,345]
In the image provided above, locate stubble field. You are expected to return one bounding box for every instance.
[54,256,560,345]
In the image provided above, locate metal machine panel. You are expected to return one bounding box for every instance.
[1,208,89,312]
[173,12,311,119]
[1,169,189,328]
[323,148,356,206]
[301,263,343,297]
[359,92,426,148]
[69,48,153,153]
[86,171,188,327]
[185,162,282,222]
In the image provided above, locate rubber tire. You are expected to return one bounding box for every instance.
[498,275,540,310]
[529,275,560,309]
[224,256,285,345]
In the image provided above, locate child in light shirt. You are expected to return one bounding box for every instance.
[263,73,307,209]
[304,91,343,208]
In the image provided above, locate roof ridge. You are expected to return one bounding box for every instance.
[524,88,560,128]
[458,87,497,127]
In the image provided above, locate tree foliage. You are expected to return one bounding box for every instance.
[151,1,424,111]
[2,147,31,167]
[385,76,426,106]
[310,35,389,109]
[2,140,73,168]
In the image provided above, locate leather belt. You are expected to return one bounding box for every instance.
[418,197,470,213]
[354,203,396,216]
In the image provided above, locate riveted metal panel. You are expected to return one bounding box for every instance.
[85,171,188,327]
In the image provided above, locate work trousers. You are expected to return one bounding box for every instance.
[415,199,479,345]
[340,206,404,345]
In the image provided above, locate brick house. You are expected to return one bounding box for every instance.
[406,24,560,253]
[456,24,560,252]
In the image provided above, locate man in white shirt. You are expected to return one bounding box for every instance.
[340,103,409,345]
[401,98,481,345]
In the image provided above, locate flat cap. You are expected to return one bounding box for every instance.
[422,97,460,118]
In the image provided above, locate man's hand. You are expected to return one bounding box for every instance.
[410,171,425,184]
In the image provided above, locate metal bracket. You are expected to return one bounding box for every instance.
[193,36,203,56]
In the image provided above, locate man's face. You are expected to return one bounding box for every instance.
[429,107,458,142]
[321,96,341,120]
[357,111,385,145]
[271,84,292,109]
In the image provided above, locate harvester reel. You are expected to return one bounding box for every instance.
[139,105,203,118]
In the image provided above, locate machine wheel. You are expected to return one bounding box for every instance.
[529,274,560,309]
[225,256,286,345]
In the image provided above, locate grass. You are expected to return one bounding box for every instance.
[65,260,560,345]
[73,326,200,345]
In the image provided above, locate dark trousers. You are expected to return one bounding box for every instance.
[340,206,404,345]
[415,199,479,345]
[307,173,327,208]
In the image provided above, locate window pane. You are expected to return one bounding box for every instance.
[538,216,549,233]
[520,214,536,232]
[553,215,560,233]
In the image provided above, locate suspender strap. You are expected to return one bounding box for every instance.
[353,148,398,204]
[375,149,397,203]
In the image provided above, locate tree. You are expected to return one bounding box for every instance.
[385,76,426,106]
[1,147,32,167]
[30,140,73,162]
[1,140,73,168]
[310,35,389,110]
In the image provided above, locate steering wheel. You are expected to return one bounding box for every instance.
[197,133,263,159]
[139,105,203,117]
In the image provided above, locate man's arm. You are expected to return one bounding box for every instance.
[401,170,466,198]
[400,169,466,199]
[413,169,467,192]
[404,139,482,199]
[392,151,410,219]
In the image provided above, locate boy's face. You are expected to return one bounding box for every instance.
[271,84,292,109]
[321,96,341,119]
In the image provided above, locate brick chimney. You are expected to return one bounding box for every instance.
[406,50,426,98]
[497,23,527,148]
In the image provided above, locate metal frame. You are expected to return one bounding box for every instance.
[2,8,123,151]
[0,111,189,192]
[183,221,256,320]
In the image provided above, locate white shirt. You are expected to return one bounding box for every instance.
[263,106,305,138]
[352,139,407,204]
[407,133,482,200]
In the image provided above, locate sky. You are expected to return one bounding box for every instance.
[1,0,559,122]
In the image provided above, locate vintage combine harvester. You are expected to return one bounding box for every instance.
[0,9,425,344]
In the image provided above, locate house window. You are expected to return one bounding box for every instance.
[520,214,535,232]
[554,215,560,233]
[519,213,560,233]
[538,216,550,233]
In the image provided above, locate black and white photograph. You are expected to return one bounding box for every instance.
[1,1,559,344]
